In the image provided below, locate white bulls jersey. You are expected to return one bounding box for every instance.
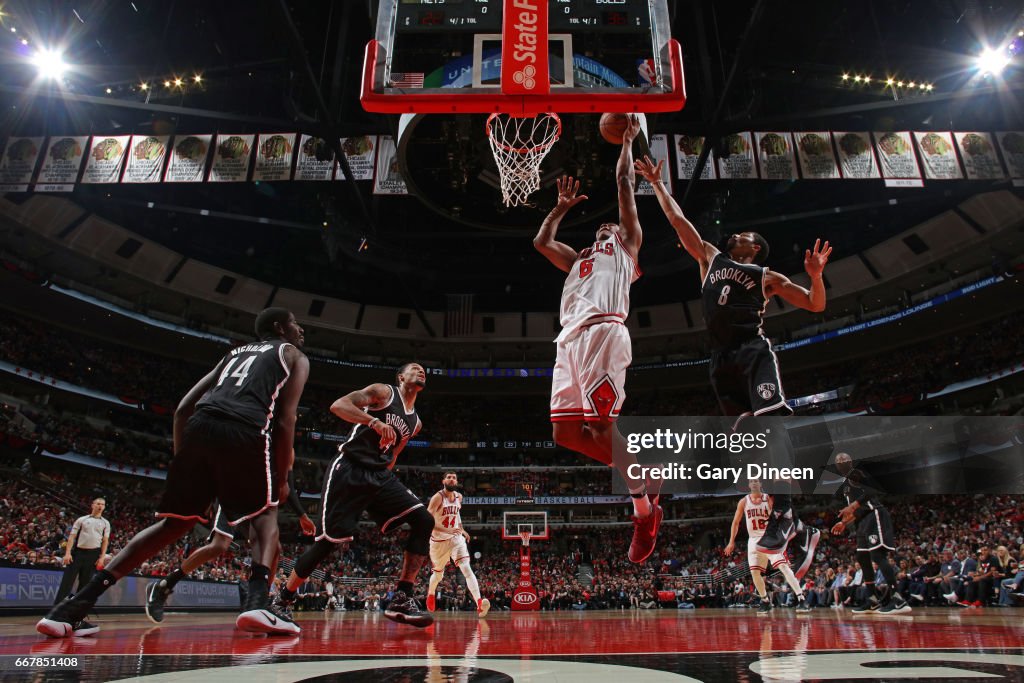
[431,490,464,542]
[555,235,640,343]
[744,494,771,540]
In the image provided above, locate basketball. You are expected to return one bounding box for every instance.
[599,113,630,145]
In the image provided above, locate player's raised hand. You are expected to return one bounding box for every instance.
[804,239,832,277]
[623,114,642,143]
[634,155,663,183]
[555,175,588,209]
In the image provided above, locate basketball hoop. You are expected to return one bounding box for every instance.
[518,530,532,547]
[485,113,561,207]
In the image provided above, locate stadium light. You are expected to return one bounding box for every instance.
[30,48,67,81]
[976,47,1010,76]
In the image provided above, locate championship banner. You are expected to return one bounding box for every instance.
[674,135,715,180]
[253,133,297,181]
[122,135,170,183]
[207,134,255,183]
[913,131,963,180]
[793,132,839,179]
[755,132,797,180]
[294,135,335,181]
[636,134,671,195]
[716,132,756,179]
[163,135,212,183]
[0,137,43,192]
[954,132,1004,180]
[995,131,1024,181]
[35,136,88,191]
[337,136,376,180]
[834,132,879,178]
[80,136,130,184]
[373,135,408,195]
[874,131,922,186]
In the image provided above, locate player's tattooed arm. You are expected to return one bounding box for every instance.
[534,175,584,273]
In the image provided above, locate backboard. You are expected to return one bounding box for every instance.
[362,0,685,116]
[501,510,550,543]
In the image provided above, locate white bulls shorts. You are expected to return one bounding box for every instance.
[550,322,631,423]
[430,534,470,571]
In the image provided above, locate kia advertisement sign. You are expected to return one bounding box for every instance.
[512,587,539,610]
[501,0,549,95]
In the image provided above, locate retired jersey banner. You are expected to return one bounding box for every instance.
[81,136,130,184]
[636,134,671,195]
[35,136,88,191]
[373,135,408,195]
[717,132,756,179]
[294,135,335,181]
[337,136,376,181]
[674,135,715,180]
[875,132,921,182]
[207,134,254,182]
[0,137,43,192]
[755,132,797,180]
[914,132,963,180]
[122,135,170,183]
[834,132,879,179]
[164,135,212,183]
[954,132,1004,180]
[794,132,839,179]
[253,133,296,181]
[995,132,1024,180]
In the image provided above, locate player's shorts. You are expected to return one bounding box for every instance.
[317,456,424,544]
[709,335,791,417]
[157,409,278,525]
[855,506,895,552]
[550,322,631,422]
[209,504,250,542]
[430,534,470,571]
[748,536,787,573]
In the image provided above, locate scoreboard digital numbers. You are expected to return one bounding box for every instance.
[395,0,651,33]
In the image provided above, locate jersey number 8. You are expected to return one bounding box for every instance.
[717,285,731,306]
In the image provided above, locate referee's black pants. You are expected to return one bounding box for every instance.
[54,547,101,604]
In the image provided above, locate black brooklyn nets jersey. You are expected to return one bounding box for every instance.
[196,339,293,430]
[836,467,885,522]
[339,385,419,470]
[701,253,767,349]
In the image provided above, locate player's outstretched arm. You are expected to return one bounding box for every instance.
[615,115,642,257]
[763,239,831,312]
[634,155,718,272]
[534,175,584,272]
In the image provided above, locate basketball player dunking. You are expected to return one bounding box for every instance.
[725,479,811,614]
[273,364,434,628]
[635,155,831,575]
[425,472,490,617]
[534,114,661,563]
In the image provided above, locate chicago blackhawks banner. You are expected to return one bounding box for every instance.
[954,132,1004,180]
[122,135,170,183]
[794,132,839,179]
[636,134,672,195]
[294,135,335,181]
[914,131,963,180]
[207,134,254,183]
[34,136,88,192]
[81,136,130,184]
[875,131,922,185]
[755,132,798,180]
[0,137,43,192]
[253,133,297,182]
[717,132,756,179]
[674,135,716,180]
[164,135,212,183]
[834,132,879,179]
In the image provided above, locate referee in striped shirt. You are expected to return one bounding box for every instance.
[54,498,111,604]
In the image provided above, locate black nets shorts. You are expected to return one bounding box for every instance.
[709,336,791,417]
[316,456,424,544]
[157,410,278,525]
[856,506,895,552]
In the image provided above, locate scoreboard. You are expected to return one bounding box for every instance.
[395,0,653,33]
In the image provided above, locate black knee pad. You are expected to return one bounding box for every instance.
[294,539,336,580]
[404,507,433,556]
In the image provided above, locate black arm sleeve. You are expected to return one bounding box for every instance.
[285,470,306,517]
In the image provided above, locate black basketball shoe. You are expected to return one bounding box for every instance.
[756,510,797,554]
[384,591,434,628]
[145,581,173,624]
[36,594,100,638]
[756,598,773,616]
[236,589,301,635]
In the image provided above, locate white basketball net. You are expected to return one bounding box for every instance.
[486,113,561,207]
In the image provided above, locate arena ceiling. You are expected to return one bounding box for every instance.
[0,0,1021,314]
